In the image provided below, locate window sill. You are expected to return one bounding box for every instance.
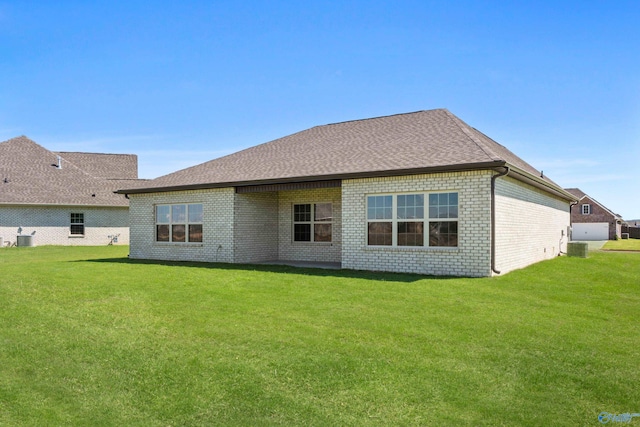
[68,235,85,238]
[154,242,204,247]
[292,241,335,246]
[364,245,459,253]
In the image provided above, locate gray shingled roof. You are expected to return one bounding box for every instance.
[119,109,568,197]
[55,151,138,179]
[0,136,137,207]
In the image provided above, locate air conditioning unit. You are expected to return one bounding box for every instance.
[17,235,34,247]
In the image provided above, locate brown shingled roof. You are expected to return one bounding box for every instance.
[564,188,587,199]
[119,109,569,198]
[565,188,622,219]
[0,136,136,207]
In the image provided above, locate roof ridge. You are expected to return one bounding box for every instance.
[1,135,36,145]
[321,109,444,127]
[443,110,499,162]
[56,151,136,156]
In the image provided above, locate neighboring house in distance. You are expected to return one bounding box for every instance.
[118,109,576,277]
[565,188,623,240]
[0,136,140,246]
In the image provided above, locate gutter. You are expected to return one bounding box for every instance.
[504,167,575,202]
[116,161,507,195]
[491,166,510,275]
[0,202,128,209]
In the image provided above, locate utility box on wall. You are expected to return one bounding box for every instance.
[567,241,588,258]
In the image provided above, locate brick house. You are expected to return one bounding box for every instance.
[565,188,623,240]
[118,109,575,277]
[0,136,139,246]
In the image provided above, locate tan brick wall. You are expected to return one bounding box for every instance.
[342,171,493,277]
[0,205,128,246]
[128,188,235,263]
[494,176,570,274]
[277,187,342,263]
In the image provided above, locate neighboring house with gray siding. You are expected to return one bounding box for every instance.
[565,188,623,240]
[118,109,576,276]
[0,136,139,246]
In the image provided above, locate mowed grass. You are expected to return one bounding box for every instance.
[603,238,640,251]
[0,247,639,426]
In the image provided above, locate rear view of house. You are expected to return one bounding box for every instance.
[0,136,139,246]
[565,188,623,240]
[118,109,575,276]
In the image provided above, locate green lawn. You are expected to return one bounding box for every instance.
[603,238,640,251]
[1,246,639,426]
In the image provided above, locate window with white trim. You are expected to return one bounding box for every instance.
[293,203,332,242]
[366,192,458,247]
[70,213,84,235]
[581,204,591,215]
[156,204,203,243]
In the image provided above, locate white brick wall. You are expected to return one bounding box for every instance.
[234,192,279,263]
[277,187,342,263]
[128,188,235,263]
[494,176,570,274]
[129,187,342,264]
[126,172,570,276]
[342,171,493,277]
[0,205,128,246]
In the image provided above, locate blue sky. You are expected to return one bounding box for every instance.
[1,1,639,218]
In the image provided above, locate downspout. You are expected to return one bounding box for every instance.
[565,200,579,248]
[491,166,510,275]
[569,200,578,215]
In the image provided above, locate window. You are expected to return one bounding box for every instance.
[293,203,332,242]
[398,194,424,246]
[367,195,393,245]
[70,213,84,235]
[367,192,458,247]
[581,204,591,215]
[428,193,458,247]
[156,204,203,243]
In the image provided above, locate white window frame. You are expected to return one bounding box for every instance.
[70,213,85,236]
[292,202,333,243]
[581,204,591,215]
[366,192,459,248]
[155,203,203,243]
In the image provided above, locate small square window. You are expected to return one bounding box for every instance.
[368,222,392,246]
[581,204,591,215]
[293,203,332,242]
[294,224,311,242]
